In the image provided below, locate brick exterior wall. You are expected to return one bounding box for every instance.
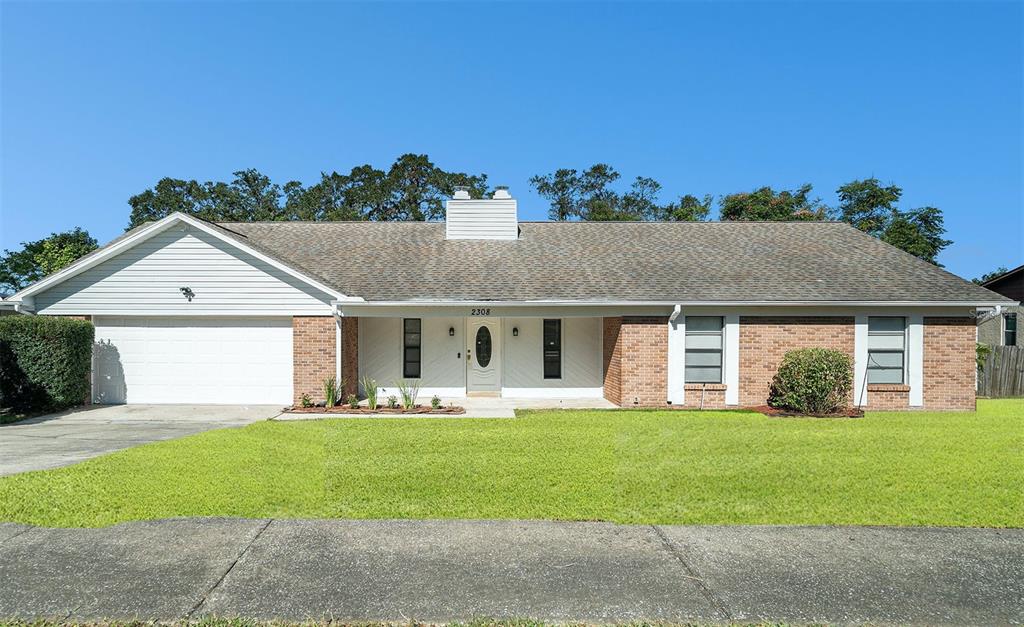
[602,316,669,407]
[738,316,856,407]
[602,317,622,405]
[924,317,976,411]
[866,384,911,410]
[342,317,359,397]
[681,384,727,409]
[292,316,336,405]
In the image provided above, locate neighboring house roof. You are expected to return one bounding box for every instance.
[211,220,1013,304]
[980,264,1024,302]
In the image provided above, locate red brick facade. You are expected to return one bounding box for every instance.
[341,317,359,397]
[866,384,911,410]
[681,384,727,409]
[738,316,856,407]
[602,317,622,405]
[923,317,975,411]
[602,316,669,407]
[292,316,336,405]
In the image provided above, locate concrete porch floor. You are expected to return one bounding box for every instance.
[276,396,616,420]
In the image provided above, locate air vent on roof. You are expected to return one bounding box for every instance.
[445,186,518,240]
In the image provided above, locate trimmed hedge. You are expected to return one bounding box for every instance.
[0,316,94,412]
[768,347,853,415]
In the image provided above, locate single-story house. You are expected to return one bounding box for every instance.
[976,264,1022,348]
[2,188,1015,411]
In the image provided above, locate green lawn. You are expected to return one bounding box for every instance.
[0,399,1021,528]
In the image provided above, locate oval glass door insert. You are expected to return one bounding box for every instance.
[475,326,492,368]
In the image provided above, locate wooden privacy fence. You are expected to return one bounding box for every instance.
[978,346,1024,398]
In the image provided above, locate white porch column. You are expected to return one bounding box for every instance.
[854,315,868,407]
[666,306,685,405]
[908,314,924,406]
[724,314,740,405]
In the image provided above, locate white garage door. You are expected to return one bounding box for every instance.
[93,317,293,405]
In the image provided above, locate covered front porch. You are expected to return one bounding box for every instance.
[332,301,675,406]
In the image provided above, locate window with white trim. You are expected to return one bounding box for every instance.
[1005,313,1017,347]
[685,316,723,384]
[867,317,906,384]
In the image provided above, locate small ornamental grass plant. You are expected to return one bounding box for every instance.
[321,376,340,408]
[360,376,379,410]
[768,348,853,415]
[396,379,421,409]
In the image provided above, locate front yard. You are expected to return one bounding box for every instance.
[0,400,1020,528]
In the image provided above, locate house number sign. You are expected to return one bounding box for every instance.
[470,308,491,316]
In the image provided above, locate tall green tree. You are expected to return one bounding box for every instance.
[127,155,488,228]
[973,267,1009,285]
[530,165,710,222]
[0,228,98,295]
[719,184,827,221]
[835,179,952,265]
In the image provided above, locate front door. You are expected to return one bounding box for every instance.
[467,318,501,394]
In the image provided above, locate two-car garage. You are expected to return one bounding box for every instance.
[92,317,294,405]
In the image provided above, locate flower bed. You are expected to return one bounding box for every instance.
[285,404,465,415]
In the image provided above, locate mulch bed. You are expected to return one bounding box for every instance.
[748,405,864,418]
[285,405,466,415]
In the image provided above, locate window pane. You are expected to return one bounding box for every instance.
[1007,314,1018,331]
[868,334,905,350]
[404,362,420,378]
[403,319,422,378]
[687,316,723,332]
[868,351,903,368]
[404,347,420,363]
[543,319,561,378]
[867,367,903,384]
[685,334,723,350]
[685,366,722,383]
[686,350,721,367]
[869,317,906,333]
[403,333,421,347]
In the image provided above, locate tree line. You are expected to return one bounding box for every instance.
[0,154,980,294]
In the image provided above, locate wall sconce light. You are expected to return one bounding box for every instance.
[512,327,519,337]
[448,326,455,337]
[179,287,195,302]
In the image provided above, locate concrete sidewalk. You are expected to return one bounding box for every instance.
[1,519,1021,624]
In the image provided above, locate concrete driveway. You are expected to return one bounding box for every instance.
[0,405,281,476]
[0,519,1021,623]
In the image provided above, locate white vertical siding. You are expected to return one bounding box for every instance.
[34,227,334,316]
[358,316,466,398]
[501,317,603,397]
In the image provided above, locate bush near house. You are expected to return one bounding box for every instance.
[768,348,854,415]
[0,316,93,413]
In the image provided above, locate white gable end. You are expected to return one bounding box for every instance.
[34,226,335,316]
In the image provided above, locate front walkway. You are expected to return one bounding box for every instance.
[0,518,1020,623]
[276,396,617,419]
[0,405,281,476]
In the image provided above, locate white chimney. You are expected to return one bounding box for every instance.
[445,185,518,240]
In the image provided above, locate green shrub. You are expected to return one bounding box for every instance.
[768,347,853,415]
[360,376,378,409]
[0,316,94,413]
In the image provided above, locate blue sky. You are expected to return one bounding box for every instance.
[1,1,1021,280]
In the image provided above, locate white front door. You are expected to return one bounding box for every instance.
[467,318,501,393]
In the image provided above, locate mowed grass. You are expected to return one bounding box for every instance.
[0,399,1020,528]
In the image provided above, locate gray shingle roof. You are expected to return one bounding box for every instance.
[215,220,1013,304]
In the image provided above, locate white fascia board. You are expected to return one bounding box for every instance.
[334,299,1012,308]
[10,212,353,303]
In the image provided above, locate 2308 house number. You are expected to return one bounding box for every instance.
[470,308,491,316]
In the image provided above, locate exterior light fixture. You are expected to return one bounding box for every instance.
[179,287,195,302]
[449,326,455,337]
[512,327,519,337]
